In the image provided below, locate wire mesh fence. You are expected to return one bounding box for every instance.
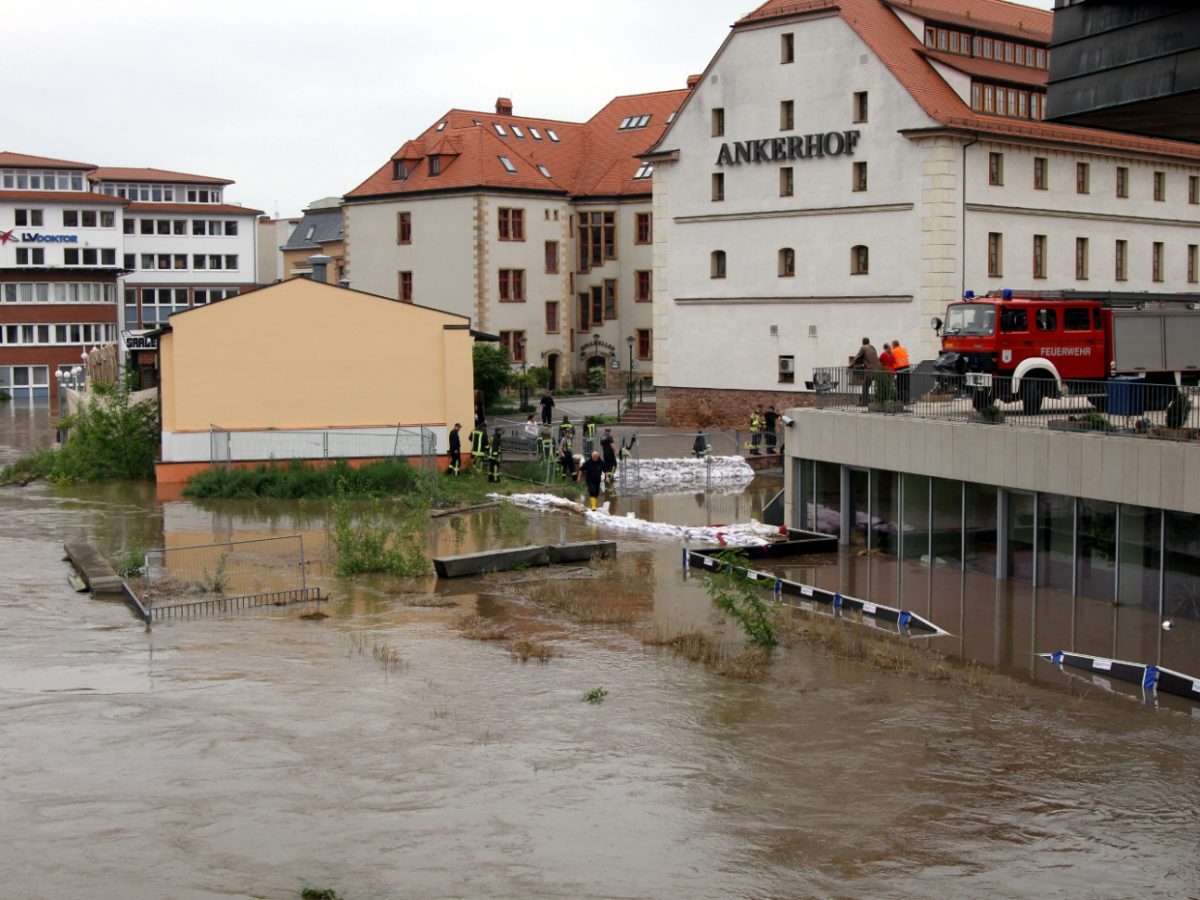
[143,534,319,620]
[209,425,438,471]
[809,366,1200,441]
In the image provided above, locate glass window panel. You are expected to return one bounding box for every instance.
[870,469,899,554]
[813,461,840,536]
[1118,505,1160,611]
[848,468,870,548]
[1036,493,1074,592]
[1006,491,1035,583]
[931,478,963,568]
[1077,499,1117,603]
[1162,511,1200,622]
[900,473,930,560]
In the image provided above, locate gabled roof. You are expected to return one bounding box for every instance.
[345,87,689,202]
[126,202,264,216]
[722,0,1200,163]
[92,167,233,186]
[0,151,97,170]
[282,207,344,249]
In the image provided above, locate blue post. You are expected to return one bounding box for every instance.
[833,592,842,610]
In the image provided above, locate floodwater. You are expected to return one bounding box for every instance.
[1,413,1199,899]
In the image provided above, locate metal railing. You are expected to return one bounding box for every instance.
[809,366,1200,440]
[210,425,438,470]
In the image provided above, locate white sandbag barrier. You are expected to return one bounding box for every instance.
[618,455,755,489]
[491,491,781,547]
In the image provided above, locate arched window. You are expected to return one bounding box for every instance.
[850,245,869,275]
[711,250,727,279]
[778,247,795,277]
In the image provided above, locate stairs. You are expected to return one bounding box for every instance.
[619,400,658,426]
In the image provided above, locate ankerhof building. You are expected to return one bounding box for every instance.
[342,90,691,389]
[92,167,260,387]
[0,152,126,407]
[644,0,1200,426]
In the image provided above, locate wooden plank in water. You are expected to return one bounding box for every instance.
[434,545,550,578]
[62,542,124,595]
[547,541,617,564]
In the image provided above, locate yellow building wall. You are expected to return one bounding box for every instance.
[282,239,345,283]
[160,278,473,433]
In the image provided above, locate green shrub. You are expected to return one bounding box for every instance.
[329,497,430,576]
[184,458,421,499]
[527,366,552,389]
[586,367,606,393]
[703,548,777,648]
[473,343,514,406]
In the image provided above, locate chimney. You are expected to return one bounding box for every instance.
[307,254,332,284]
[686,74,702,89]
[496,97,513,115]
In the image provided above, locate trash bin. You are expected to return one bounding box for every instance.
[1107,376,1146,417]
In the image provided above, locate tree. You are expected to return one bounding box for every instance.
[473,343,513,406]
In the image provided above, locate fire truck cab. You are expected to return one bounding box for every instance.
[934,289,1200,414]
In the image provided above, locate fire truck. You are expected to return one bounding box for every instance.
[933,289,1200,414]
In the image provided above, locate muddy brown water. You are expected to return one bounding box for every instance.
[1,414,1198,898]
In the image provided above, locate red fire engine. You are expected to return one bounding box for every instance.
[933,289,1200,414]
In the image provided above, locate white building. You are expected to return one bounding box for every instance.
[343,91,690,389]
[645,0,1200,425]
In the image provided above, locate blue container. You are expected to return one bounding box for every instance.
[1107,376,1147,417]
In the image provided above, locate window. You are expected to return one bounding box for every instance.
[577,211,616,271]
[1032,234,1046,278]
[1035,308,1057,332]
[988,152,1004,186]
[635,212,652,244]
[780,100,794,131]
[711,172,724,201]
[633,162,653,180]
[15,248,44,265]
[82,211,97,228]
[499,268,525,301]
[1075,237,1089,280]
[545,301,559,333]
[399,271,413,302]
[14,209,43,227]
[987,232,1002,277]
[778,355,795,384]
[429,155,441,176]
[537,164,551,178]
[603,279,618,319]
[637,328,652,361]
[1153,171,1165,201]
[64,248,79,265]
[123,219,135,235]
[780,166,794,197]
[852,161,868,192]
[392,160,408,181]
[545,129,560,142]
[1152,242,1164,282]
[224,255,238,270]
[124,253,135,269]
[1190,175,1198,205]
[544,240,559,273]
[712,108,725,137]
[1115,239,1128,281]
[1188,245,1197,284]
[498,155,517,174]
[498,208,525,241]
[779,247,796,277]
[1116,166,1128,198]
[63,210,79,227]
[850,244,869,275]
[577,293,590,331]
[711,250,726,279]
[853,91,868,123]
[635,269,652,302]
[499,330,526,363]
[781,32,794,64]
[590,285,604,324]
[397,211,411,244]
[1033,157,1047,190]
[1064,308,1091,331]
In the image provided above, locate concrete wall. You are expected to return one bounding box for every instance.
[782,407,1200,517]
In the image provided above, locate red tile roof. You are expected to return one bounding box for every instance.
[126,202,264,216]
[729,0,1200,162]
[0,151,97,170]
[92,167,233,185]
[346,88,689,201]
[923,49,1047,88]
[0,190,128,205]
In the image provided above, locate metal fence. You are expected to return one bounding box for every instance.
[210,425,438,471]
[143,534,319,620]
[809,366,1200,441]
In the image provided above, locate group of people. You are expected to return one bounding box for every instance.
[748,404,780,455]
[446,421,505,482]
[849,336,912,406]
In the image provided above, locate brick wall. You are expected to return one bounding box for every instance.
[658,386,821,427]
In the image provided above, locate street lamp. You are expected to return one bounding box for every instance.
[626,335,636,406]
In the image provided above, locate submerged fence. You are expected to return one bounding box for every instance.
[143,534,320,620]
[210,425,438,471]
[810,366,1200,441]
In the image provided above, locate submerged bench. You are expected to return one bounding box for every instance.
[434,541,617,578]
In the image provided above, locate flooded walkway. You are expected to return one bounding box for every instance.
[0,413,1198,898]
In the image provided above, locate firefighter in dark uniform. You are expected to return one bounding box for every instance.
[558,415,575,447]
[447,423,462,475]
[600,427,617,487]
[469,422,489,468]
[577,450,606,511]
[487,427,504,483]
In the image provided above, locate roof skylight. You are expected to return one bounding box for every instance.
[537,164,551,178]
[493,123,507,136]
[546,129,560,142]
[529,127,542,140]
[511,125,524,138]
[499,155,517,173]
[619,115,652,130]
[633,162,653,180]
[436,121,448,132]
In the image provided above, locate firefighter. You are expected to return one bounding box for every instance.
[558,435,576,477]
[469,422,489,465]
[558,415,575,446]
[583,418,598,455]
[749,406,763,455]
[487,427,504,483]
[600,427,617,486]
[692,430,709,458]
[577,450,606,511]
[447,423,462,475]
[538,425,555,461]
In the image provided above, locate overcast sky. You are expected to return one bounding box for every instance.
[7,0,1054,218]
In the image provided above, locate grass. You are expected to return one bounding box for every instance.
[582,687,608,704]
[518,577,638,625]
[509,637,555,663]
[397,594,458,608]
[640,627,770,683]
[371,642,405,673]
[454,612,512,641]
[300,888,342,900]
[185,458,423,500]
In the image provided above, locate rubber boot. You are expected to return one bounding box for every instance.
[589,496,597,510]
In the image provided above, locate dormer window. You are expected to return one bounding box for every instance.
[429,155,441,176]
[499,156,517,174]
[392,160,409,181]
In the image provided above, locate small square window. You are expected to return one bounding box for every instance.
[853,91,868,123]
[781,33,794,64]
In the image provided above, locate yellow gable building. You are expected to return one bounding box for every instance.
[155,276,474,483]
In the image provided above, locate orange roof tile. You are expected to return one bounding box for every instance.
[346,88,689,201]
[126,202,264,216]
[92,167,234,185]
[0,190,127,205]
[0,151,97,170]
[923,49,1047,88]
[731,0,1200,162]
